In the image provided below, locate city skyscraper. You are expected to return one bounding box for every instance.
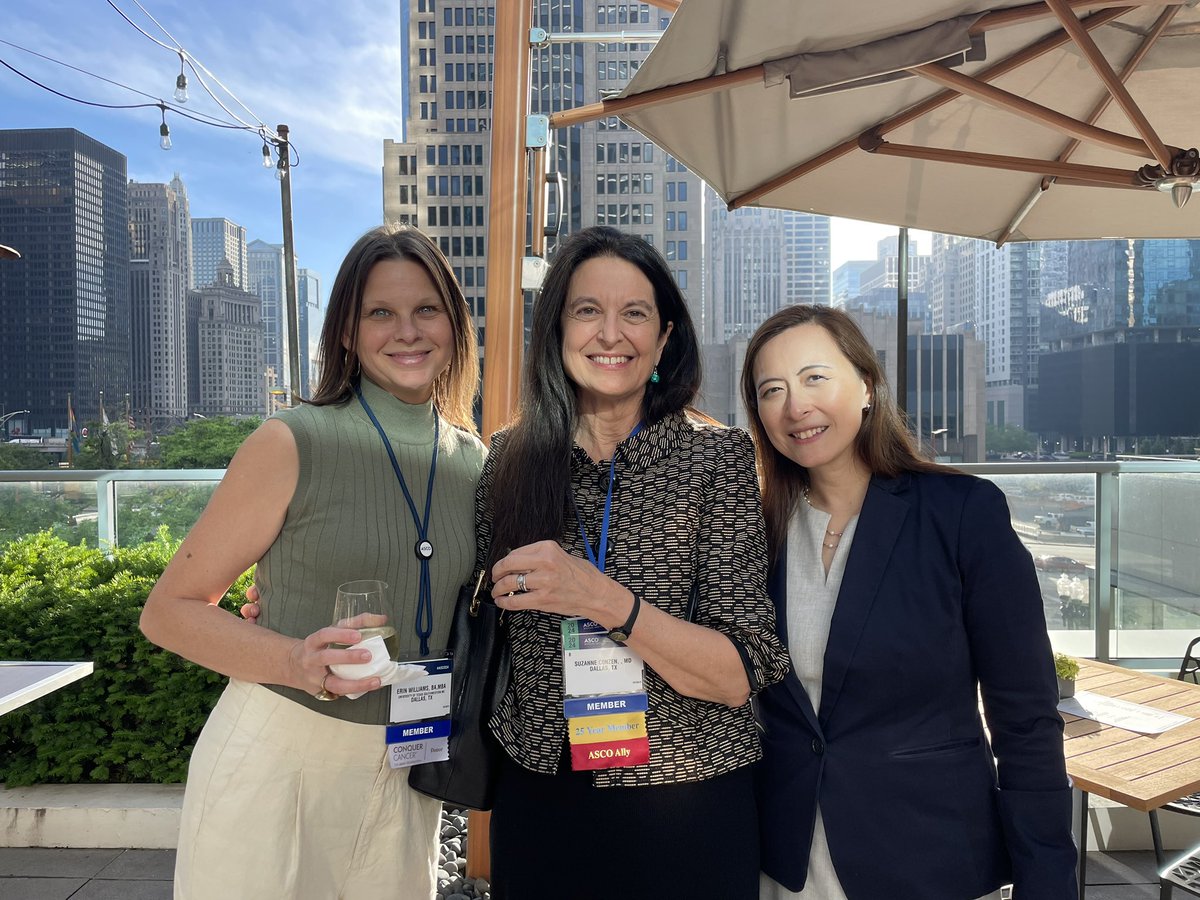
[298,266,322,396]
[0,128,130,434]
[191,217,248,290]
[974,242,1041,428]
[705,200,832,343]
[247,238,290,399]
[705,203,785,343]
[783,212,831,307]
[191,262,265,417]
[383,3,706,359]
[128,177,190,429]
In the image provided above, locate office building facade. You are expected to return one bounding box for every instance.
[248,239,290,400]
[191,263,266,417]
[191,217,248,290]
[128,177,190,429]
[0,128,130,434]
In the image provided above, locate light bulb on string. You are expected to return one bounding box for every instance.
[174,53,188,103]
[275,157,287,181]
[158,106,171,151]
[262,142,274,168]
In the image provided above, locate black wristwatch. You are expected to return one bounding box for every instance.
[607,593,641,643]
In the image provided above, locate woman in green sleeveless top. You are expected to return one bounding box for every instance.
[140,225,484,900]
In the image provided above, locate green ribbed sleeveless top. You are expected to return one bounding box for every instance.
[256,376,485,724]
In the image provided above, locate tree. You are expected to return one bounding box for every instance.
[0,444,53,470]
[158,417,261,468]
[987,423,1037,454]
[73,419,144,469]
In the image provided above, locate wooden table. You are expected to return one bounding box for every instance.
[0,661,94,716]
[1063,659,1200,898]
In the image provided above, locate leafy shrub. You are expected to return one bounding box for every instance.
[0,529,249,785]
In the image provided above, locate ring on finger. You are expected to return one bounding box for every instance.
[314,669,339,701]
[516,572,528,593]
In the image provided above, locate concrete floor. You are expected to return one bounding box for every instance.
[0,848,1174,899]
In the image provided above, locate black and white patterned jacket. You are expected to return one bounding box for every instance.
[478,411,790,786]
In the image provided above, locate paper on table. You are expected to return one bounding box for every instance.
[1059,689,1193,734]
[329,636,427,700]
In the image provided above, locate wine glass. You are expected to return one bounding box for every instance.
[330,580,396,660]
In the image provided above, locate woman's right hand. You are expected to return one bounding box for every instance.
[241,584,262,624]
[288,625,384,698]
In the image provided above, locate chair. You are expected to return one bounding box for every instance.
[1150,638,1200,898]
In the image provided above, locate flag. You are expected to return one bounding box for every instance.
[99,399,109,428]
[67,394,80,455]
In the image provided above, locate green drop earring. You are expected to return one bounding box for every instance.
[649,366,661,384]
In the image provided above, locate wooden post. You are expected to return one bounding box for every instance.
[480,0,534,440]
[470,0,534,883]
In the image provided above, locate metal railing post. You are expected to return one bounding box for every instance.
[1094,470,1116,663]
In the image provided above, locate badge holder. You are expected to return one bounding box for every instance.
[561,618,650,770]
[385,652,453,769]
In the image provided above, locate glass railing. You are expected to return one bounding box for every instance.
[3,461,1199,667]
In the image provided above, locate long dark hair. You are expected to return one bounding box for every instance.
[310,224,479,434]
[740,305,941,557]
[486,226,701,560]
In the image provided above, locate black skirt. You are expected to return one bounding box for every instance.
[489,749,759,900]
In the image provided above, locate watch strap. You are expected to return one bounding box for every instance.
[607,592,641,643]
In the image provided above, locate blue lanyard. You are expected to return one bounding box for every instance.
[574,422,643,574]
[355,384,439,656]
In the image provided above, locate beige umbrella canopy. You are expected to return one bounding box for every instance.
[573,0,1200,244]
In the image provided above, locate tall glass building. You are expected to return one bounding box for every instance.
[0,128,130,434]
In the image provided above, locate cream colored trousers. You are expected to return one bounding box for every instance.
[175,679,441,900]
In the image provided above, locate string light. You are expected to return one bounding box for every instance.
[158,104,171,150]
[261,142,273,168]
[275,156,287,181]
[173,51,188,103]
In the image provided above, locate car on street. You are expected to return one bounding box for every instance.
[1034,555,1090,573]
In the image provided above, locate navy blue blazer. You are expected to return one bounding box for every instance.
[755,471,1077,899]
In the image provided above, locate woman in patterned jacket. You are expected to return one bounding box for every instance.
[479,226,790,900]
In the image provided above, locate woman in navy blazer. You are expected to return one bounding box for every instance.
[741,305,1076,899]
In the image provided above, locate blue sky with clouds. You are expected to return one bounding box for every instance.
[2,0,918,304]
[2,0,404,293]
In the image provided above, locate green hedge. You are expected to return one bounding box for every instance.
[0,530,248,786]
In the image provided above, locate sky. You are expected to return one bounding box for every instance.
[1,0,919,298]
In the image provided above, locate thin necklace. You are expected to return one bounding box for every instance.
[802,486,845,550]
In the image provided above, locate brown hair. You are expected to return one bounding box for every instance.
[739,305,942,558]
[310,224,478,435]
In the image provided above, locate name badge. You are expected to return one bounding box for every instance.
[561,618,650,771]
[561,618,644,698]
[386,656,452,769]
[389,657,453,723]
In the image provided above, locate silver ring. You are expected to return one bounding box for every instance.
[516,572,528,593]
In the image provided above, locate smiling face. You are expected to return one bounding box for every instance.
[560,255,672,415]
[346,258,455,404]
[752,323,872,479]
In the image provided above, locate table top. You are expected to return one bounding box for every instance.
[1063,659,1200,811]
[0,661,94,717]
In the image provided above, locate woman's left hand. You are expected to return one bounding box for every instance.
[491,540,626,627]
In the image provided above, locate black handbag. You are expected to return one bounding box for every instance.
[408,569,510,810]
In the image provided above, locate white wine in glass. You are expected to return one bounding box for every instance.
[330,580,398,659]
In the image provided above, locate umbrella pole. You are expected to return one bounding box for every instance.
[897,227,909,419]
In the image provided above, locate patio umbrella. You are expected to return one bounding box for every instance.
[578,0,1200,244]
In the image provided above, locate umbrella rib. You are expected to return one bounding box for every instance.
[911,62,1169,161]
[1044,0,1174,169]
[995,3,1180,244]
[972,0,1186,32]
[729,5,1132,210]
[861,136,1141,187]
[550,66,764,129]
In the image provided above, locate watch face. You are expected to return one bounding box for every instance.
[608,629,629,643]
